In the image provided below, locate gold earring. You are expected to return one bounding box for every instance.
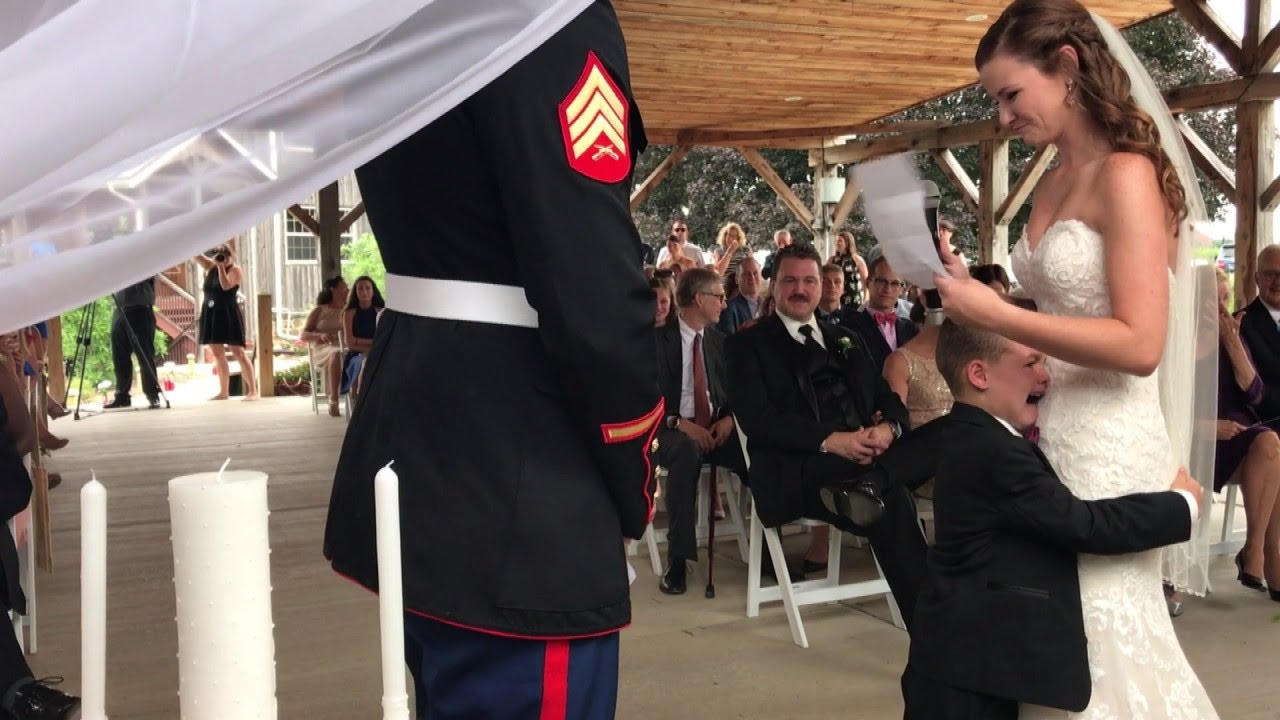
[1066,80,1076,106]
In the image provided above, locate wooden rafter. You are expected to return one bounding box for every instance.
[1235,100,1275,306]
[286,204,321,236]
[1260,23,1280,72]
[929,149,979,211]
[1171,0,1245,75]
[818,120,1014,165]
[1177,120,1236,198]
[830,174,862,230]
[1262,173,1280,212]
[337,202,365,235]
[739,147,814,231]
[630,145,691,212]
[996,145,1057,226]
[669,121,947,146]
[1243,0,1271,71]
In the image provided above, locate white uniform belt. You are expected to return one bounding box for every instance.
[384,274,539,328]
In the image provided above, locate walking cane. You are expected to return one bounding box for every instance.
[705,465,717,599]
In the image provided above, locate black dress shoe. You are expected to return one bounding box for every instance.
[102,397,131,410]
[801,558,828,576]
[659,561,687,595]
[5,677,81,719]
[820,478,886,531]
[1236,551,1266,592]
[147,396,161,409]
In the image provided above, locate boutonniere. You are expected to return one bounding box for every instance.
[835,336,857,362]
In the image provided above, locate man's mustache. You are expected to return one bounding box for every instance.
[788,294,810,302]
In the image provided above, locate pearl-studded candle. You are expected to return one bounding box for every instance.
[80,474,108,720]
[168,469,276,719]
[374,462,410,720]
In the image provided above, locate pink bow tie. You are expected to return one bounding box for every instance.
[1023,425,1041,444]
[872,311,896,326]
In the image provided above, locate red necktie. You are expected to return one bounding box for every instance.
[692,333,712,427]
[873,311,896,326]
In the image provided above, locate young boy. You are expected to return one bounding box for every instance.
[900,321,1203,720]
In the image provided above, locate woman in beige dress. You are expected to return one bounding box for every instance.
[302,276,349,416]
[883,289,952,498]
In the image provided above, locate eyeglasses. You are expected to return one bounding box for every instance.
[870,278,906,290]
[698,291,726,301]
[1259,270,1280,282]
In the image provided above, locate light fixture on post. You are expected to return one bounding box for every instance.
[812,144,845,259]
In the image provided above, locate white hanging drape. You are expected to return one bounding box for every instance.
[0,0,591,332]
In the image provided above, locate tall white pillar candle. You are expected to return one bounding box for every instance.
[375,462,410,720]
[169,470,277,720]
[80,475,108,720]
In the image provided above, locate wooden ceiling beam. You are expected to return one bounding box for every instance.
[674,120,946,146]
[1177,120,1236,198]
[336,202,365,235]
[996,145,1056,226]
[286,205,321,237]
[630,145,691,212]
[1170,0,1245,75]
[1259,24,1280,72]
[929,149,980,212]
[738,147,815,231]
[830,174,863,230]
[1262,173,1280,212]
[816,120,1015,165]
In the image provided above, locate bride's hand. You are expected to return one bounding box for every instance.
[938,246,968,280]
[933,272,1005,329]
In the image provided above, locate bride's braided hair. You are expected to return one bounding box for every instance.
[975,0,1187,227]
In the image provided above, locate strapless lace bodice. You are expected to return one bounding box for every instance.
[1010,220,1171,499]
[1010,220,1218,719]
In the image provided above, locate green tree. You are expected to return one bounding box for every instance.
[341,232,386,289]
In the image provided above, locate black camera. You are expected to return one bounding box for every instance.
[213,253,226,263]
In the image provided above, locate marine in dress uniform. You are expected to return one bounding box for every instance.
[322,2,661,718]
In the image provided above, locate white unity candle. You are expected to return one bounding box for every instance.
[81,476,108,720]
[169,470,277,720]
[375,462,410,720]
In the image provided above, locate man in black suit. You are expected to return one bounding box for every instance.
[903,321,1204,719]
[655,268,746,594]
[842,250,918,371]
[1239,244,1280,419]
[717,256,763,334]
[726,244,927,624]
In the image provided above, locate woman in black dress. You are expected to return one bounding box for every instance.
[829,230,867,308]
[194,244,258,400]
[341,276,384,404]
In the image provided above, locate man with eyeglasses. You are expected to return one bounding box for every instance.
[655,219,707,268]
[654,268,746,594]
[1238,244,1280,419]
[844,249,919,371]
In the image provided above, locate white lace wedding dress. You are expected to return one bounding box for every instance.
[1011,220,1218,720]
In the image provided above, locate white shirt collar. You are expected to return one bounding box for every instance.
[992,415,1023,437]
[677,313,700,342]
[777,311,821,346]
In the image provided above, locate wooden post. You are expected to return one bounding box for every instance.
[812,159,836,259]
[978,139,1010,267]
[318,182,342,282]
[46,317,65,401]
[256,293,274,398]
[1233,0,1276,308]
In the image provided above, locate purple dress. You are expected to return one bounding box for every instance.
[1215,340,1274,491]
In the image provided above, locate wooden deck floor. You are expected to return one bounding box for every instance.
[24,397,1280,718]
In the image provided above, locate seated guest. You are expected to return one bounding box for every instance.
[727,244,926,621]
[1239,244,1280,421]
[655,269,747,594]
[902,320,1201,719]
[650,277,673,327]
[842,249,918,371]
[1215,268,1280,599]
[970,264,1012,295]
[302,276,349,417]
[883,290,952,499]
[342,276,384,405]
[717,256,764,334]
[817,263,847,322]
[0,353,80,718]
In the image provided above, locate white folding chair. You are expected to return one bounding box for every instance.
[736,418,905,648]
[1210,482,1244,557]
[309,332,351,416]
[630,465,748,576]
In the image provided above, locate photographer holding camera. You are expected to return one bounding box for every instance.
[193,244,258,400]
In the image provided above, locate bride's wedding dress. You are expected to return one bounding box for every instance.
[1012,220,1218,720]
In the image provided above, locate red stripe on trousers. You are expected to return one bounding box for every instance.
[540,640,571,720]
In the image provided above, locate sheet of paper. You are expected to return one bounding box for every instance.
[855,154,947,288]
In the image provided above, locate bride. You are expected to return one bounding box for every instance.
[935,1,1219,718]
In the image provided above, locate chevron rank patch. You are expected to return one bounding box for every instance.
[559,51,630,183]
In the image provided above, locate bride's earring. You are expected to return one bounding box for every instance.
[1065,79,1077,107]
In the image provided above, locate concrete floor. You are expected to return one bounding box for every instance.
[21,396,1280,718]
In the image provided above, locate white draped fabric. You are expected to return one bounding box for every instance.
[0,0,590,333]
[1091,14,1218,595]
